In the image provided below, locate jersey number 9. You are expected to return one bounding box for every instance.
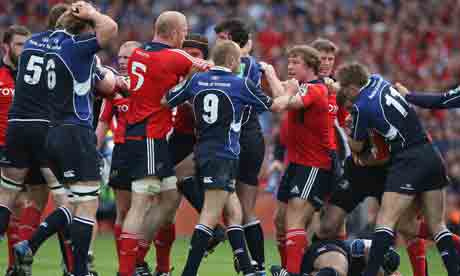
[203,93,219,124]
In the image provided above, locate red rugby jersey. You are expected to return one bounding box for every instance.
[0,61,15,146]
[99,97,130,144]
[127,42,208,139]
[173,104,194,135]
[328,92,339,150]
[369,131,390,161]
[287,82,331,170]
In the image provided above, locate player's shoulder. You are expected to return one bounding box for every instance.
[72,33,97,43]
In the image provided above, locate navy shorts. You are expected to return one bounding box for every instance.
[169,132,195,166]
[197,158,238,192]
[238,118,265,186]
[5,121,50,168]
[385,143,448,194]
[0,146,46,186]
[108,143,132,191]
[46,125,101,184]
[330,157,386,213]
[277,163,333,210]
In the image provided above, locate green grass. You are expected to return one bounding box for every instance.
[0,234,447,275]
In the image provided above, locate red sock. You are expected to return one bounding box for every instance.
[18,205,42,241]
[136,239,151,265]
[285,229,307,274]
[417,221,430,239]
[276,232,287,268]
[7,215,21,268]
[114,224,122,262]
[58,231,74,273]
[337,233,347,241]
[452,234,460,252]
[118,232,139,276]
[154,223,176,272]
[407,238,426,276]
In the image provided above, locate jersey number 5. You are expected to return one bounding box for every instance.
[203,94,219,124]
[131,61,146,91]
[23,55,56,89]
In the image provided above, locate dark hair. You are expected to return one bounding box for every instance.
[47,3,69,30]
[287,45,321,75]
[3,25,31,44]
[214,18,249,48]
[183,33,209,59]
[310,38,339,54]
[336,62,370,89]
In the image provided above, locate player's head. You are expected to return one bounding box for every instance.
[2,25,31,66]
[55,1,95,35]
[47,3,70,30]
[336,62,370,102]
[154,11,188,48]
[214,18,250,48]
[336,89,353,111]
[310,38,338,78]
[286,45,321,82]
[118,41,142,75]
[183,33,209,60]
[211,40,241,73]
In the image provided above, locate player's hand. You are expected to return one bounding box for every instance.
[268,160,285,174]
[71,1,98,21]
[284,78,300,95]
[260,61,276,77]
[324,77,341,93]
[394,82,410,96]
[115,76,130,97]
[241,39,253,56]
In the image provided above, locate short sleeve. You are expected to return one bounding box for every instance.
[300,84,325,107]
[99,98,114,123]
[350,104,370,141]
[166,74,197,108]
[242,79,273,113]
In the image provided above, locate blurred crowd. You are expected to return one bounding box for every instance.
[2,0,460,190]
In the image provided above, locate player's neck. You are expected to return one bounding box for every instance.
[153,36,175,48]
[2,55,15,70]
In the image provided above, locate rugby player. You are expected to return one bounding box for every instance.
[116,11,209,276]
[336,63,460,276]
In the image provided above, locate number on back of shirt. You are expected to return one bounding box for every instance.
[23,55,56,89]
[131,61,146,91]
[384,87,408,117]
[203,93,219,124]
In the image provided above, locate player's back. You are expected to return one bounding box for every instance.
[127,42,194,138]
[287,80,330,170]
[45,30,101,128]
[9,31,52,122]
[355,74,428,153]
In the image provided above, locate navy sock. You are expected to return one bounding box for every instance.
[0,204,11,238]
[244,221,265,271]
[363,226,395,276]
[178,177,204,212]
[228,225,255,276]
[434,229,460,276]
[29,206,72,254]
[181,224,213,276]
[70,216,94,276]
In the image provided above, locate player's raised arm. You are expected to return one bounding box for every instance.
[259,62,284,97]
[70,1,118,48]
[161,74,197,108]
[396,82,460,109]
[271,81,325,112]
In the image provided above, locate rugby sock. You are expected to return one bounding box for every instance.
[286,228,307,274]
[18,205,42,241]
[276,232,287,267]
[181,224,213,276]
[363,226,395,276]
[0,204,12,237]
[417,221,430,239]
[434,229,460,276]
[244,220,265,271]
[58,227,74,274]
[113,223,122,262]
[136,239,151,265]
[118,232,139,276]
[451,234,460,252]
[28,206,72,254]
[178,177,204,212]
[407,238,427,276]
[7,215,21,268]
[227,225,255,275]
[154,223,176,272]
[70,217,94,276]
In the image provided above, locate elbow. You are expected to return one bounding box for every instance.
[160,98,170,108]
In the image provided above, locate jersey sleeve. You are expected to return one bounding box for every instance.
[350,104,370,141]
[99,98,114,123]
[166,74,197,108]
[170,49,210,77]
[300,84,325,107]
[242,79,273,113]
[405,86,460,109]
[72,34,101,57]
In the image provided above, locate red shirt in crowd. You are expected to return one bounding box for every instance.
[127,42,208,139]
[287,82,331,170]
[0,61,15,146]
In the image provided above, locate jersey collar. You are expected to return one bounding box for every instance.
[143,42,173,51]
[210,66,232,73]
